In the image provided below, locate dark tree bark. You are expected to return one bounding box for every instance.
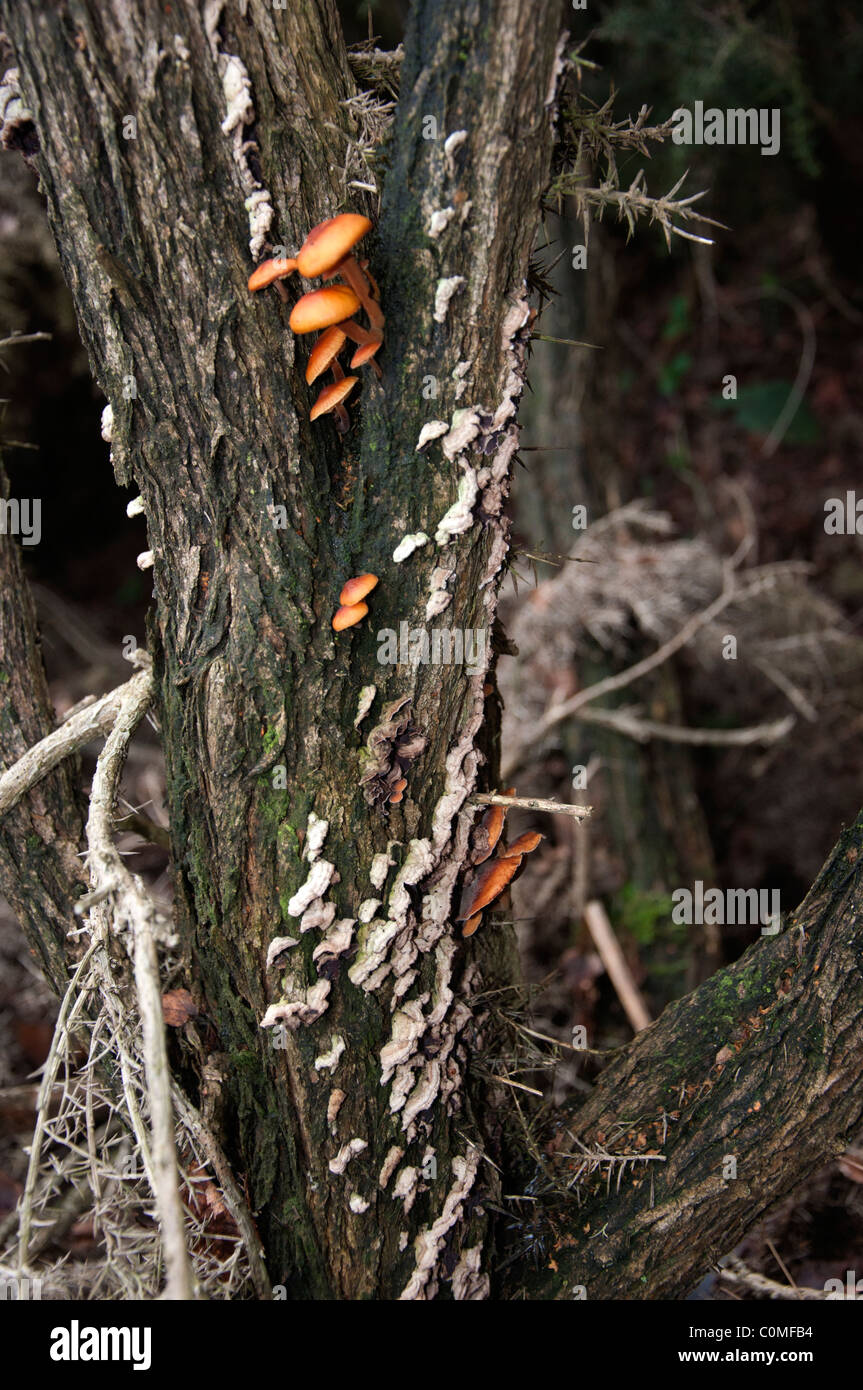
[0,459,86,994]
[1,0,862,1302]
[515,808,863,1299]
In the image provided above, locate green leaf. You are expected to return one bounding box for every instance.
[712,381,820,444]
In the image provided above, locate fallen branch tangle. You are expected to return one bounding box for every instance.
[3,648,267,1298]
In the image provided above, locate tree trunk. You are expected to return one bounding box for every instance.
[0,0,564,1298]
[0,459,86,994]
[514,808,863,1299]
[3,0,863,1303]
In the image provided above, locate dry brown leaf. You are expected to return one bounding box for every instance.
[161,988,199,1027]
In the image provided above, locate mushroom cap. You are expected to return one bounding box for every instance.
[350,338,382,369]
[388,777,408,805]
[306,326,348,384]
[461,912,483,938]
[339,573,378,606]
[248,257,297,291]
[473,803,506,864]
[289,285,361,334]
[457,854,522,921]
[310,375,358,421]
[332,600,369,631]
[501,830,544,859]
[297,214,373,279]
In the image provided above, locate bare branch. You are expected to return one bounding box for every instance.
[84,650,194,1301]
[583,900,652,1034]
[576,705,796,747]
[470,792,592,820]
[0,663,153,817]
[503,566,801,778]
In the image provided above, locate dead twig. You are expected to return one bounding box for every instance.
[470,792,592,821]
[583,900,652,1035]
[0,665,153,818]
[576,705,795,746]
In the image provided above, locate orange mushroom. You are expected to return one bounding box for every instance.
[297,215,372,277]
[310,376,358,432]
[457,854,522,921]
[297,215,383,333]
[306,326,347,385]
[350,339,382,372]
[339,573,378,606]
[289,285,362,335]
[332,600,369,631]
[461,912,483,938]
[248,256,298,293]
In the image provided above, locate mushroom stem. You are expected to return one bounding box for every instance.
[359,259,381,302]
[338,317,382,350]
[328,359,350,433]
[334,255,386,333]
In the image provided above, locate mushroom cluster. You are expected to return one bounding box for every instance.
[248,213,383,432]
[333,572,378,632]
[458,794,544,937]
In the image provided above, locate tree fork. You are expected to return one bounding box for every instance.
[1,0,565,1296]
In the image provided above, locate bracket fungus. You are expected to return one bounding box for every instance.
[457,854,522,922]
[360,698,428,810]
[469,786,515,865]
[501,830,544,858]
[458,798,544,936]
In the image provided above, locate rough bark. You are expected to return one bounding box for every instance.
[1,0,564,1297]
[514,807,863,1299]
[0,459,86,994]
